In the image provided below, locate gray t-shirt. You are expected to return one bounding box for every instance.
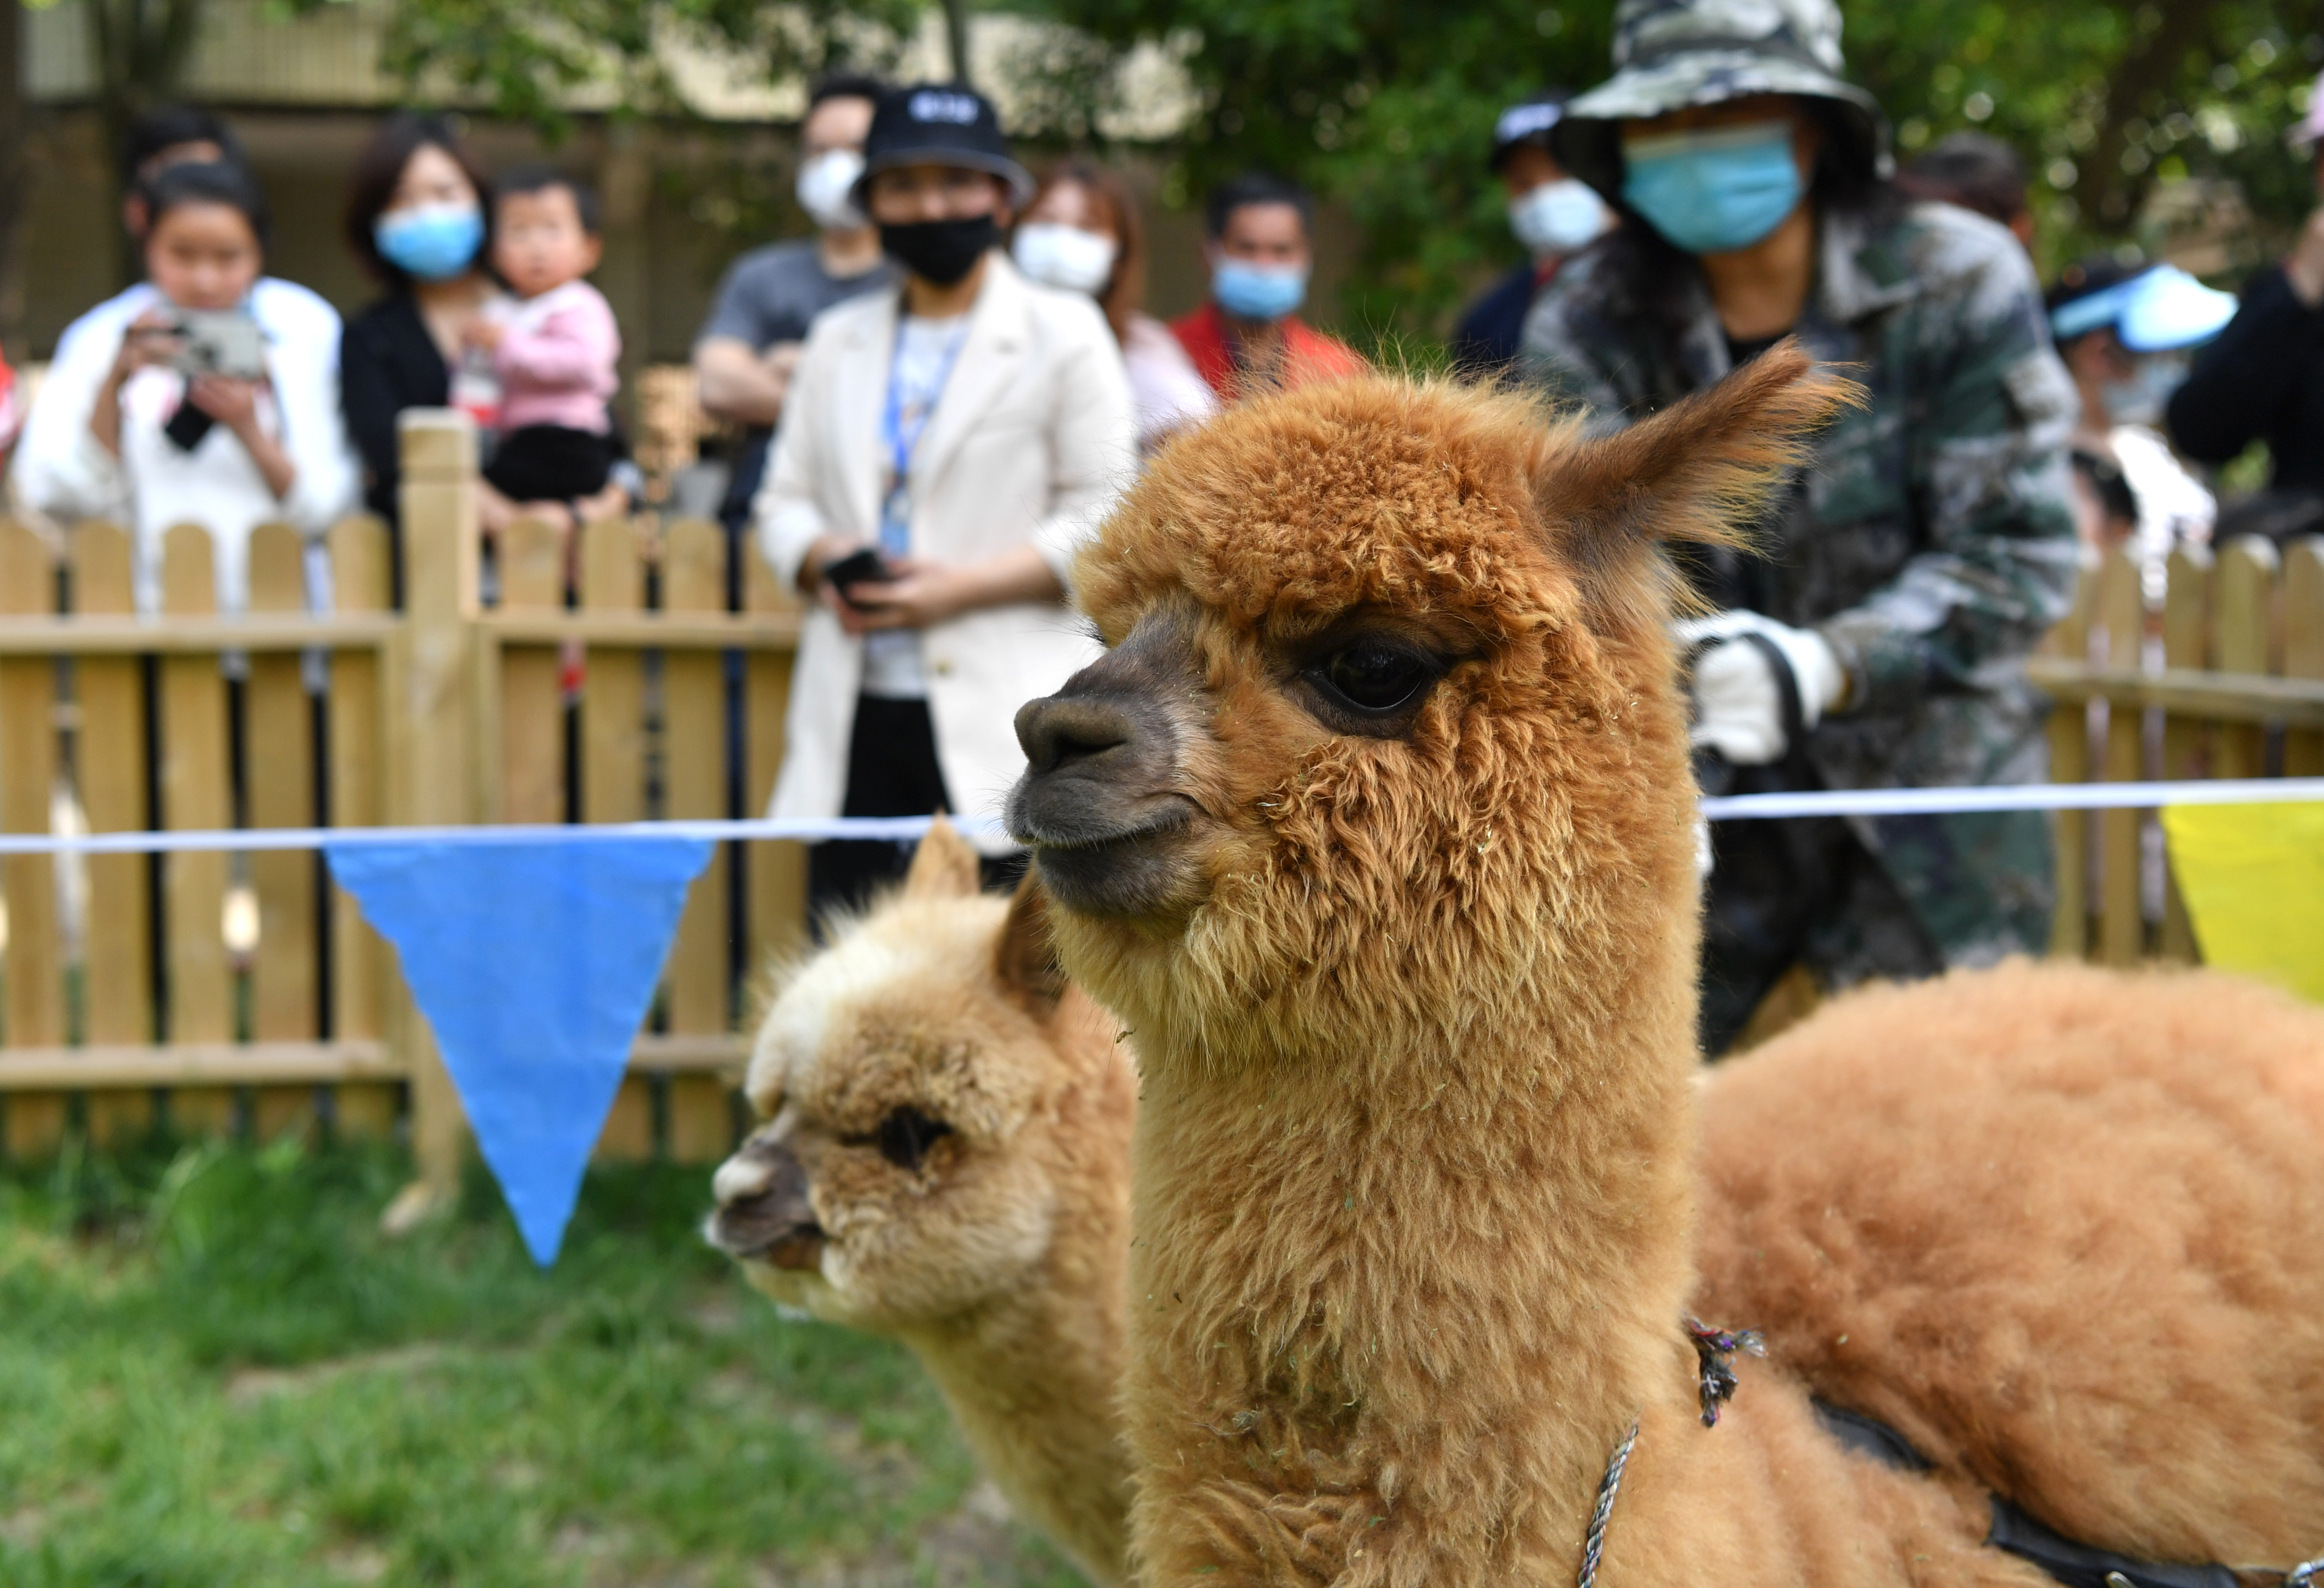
[696,239,895,354]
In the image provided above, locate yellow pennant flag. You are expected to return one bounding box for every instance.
[2161,801,2324,1003]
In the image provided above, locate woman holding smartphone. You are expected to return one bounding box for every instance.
[17,160,357,613]
[755,84,1134,918]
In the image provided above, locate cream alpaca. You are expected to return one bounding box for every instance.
[705,824,1136,1587]
[1005,349,2324,1588]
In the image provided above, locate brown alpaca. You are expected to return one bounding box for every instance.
[713,871,2324,1584]
[704,822,1136,1588]
[1004,349,2321,1587]
[1696,958,2324,1568]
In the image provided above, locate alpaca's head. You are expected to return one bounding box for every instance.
[707,822,1133,1331]
[1008,349,1850,1066]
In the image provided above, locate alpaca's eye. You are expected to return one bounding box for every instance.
[866,1106,951,1173]
[1314,639,1436,715]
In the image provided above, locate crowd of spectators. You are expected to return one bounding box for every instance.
[0,2,2317,1007]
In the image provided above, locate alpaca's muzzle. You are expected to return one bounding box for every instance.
[707,1131,826,1271]
[1008,612,1203,919]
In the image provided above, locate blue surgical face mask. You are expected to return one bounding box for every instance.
[1619,121,1804,257]
[1212,259,1308,322]
[2101,351,2190,425]
[1509,177,1611,255]
[375,203,485,282]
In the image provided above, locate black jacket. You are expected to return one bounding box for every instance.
[1450,262,1548,379]
[2167,263,2324,493]
[341,291,451,524]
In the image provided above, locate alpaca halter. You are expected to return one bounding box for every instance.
[1579,1322,1765,1586]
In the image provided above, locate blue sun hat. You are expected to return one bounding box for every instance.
[2049,261,2238,352]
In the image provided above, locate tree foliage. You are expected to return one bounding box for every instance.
[1029,0,2324,344]
[357,0,928,140]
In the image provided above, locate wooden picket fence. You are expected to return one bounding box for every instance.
[2029,533,2324,963]
[0,412,804,1188]
[2,408,2320,1183]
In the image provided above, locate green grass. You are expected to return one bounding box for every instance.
[0,1134,1084,1588]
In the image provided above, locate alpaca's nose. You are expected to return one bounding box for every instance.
[1015,695,1139,776]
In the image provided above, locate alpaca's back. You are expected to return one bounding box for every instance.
[1696,958,2324,1566]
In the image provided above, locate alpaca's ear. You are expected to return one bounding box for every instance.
[901,816,981,900]
[995,874,1067,1010]
[1531,341,1860,626]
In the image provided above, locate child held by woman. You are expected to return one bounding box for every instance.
[468,166,623,523]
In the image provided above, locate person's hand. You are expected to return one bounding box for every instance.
[762,341,804,382]
[798,533,868,597]
[1675,610,1847,766]
[830,556,976,635]
[186,375,265,437]
[110,309,182,386]
[464,319,506,352]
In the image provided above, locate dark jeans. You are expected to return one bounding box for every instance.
[485,424,616,503]
[1699,811,1942,1058]
[805,695,1023,931]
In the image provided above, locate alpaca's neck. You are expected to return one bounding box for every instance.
[1122,974,1701,1583]
[904,1225,1131,1587]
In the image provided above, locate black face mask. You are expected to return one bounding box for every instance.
[879,214,999,286]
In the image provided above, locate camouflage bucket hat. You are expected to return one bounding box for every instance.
[1552,0,1892,204]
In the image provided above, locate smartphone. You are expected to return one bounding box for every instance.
[821,548,893,600]
[168,310,268,381]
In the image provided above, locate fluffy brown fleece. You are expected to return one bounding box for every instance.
[709,824,1138,1586]
[1696,957,2324,1566]
[1031,349,2052,1587]
[719,884,2324,1585]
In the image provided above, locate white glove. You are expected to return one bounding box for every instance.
[1673,611,1846,766]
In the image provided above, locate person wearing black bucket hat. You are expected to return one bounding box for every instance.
[1521,0,2080,1055]
[751,81,1136,919]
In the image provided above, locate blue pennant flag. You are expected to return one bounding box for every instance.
[327,838,715,1264]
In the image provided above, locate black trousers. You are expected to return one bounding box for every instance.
[806,695,1023,930]
[1698,810,1943,1057]
[485,424,616,503]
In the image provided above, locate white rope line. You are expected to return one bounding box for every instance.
[0,779,2316,856]
[1698,777,2324,821]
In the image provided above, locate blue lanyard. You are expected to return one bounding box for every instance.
[879,316,970,491]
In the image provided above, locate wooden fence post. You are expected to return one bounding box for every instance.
[2287,537,2324,779]
[2046,562,2095,958]
[2095,549,2144,966]
[662,517,732,1163]
[70,521,154,1143]
[247,523,319,1141]
[2157,544,2212,962]
[2212,537,2277,779]
[0,519,63,1159]
[159,525,234,1134]
[388,410,482,1221]
[329,517,398,1139]
[580,515,653,1161]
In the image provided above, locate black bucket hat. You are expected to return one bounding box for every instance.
[851,83,1035,209]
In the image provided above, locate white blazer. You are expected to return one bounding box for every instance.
[755,254,1136,851]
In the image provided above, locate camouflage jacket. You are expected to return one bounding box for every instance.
[1520,200,2083,964]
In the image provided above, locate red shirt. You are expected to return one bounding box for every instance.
[1170,302,1368,401]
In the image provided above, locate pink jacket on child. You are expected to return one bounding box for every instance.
[494,279,620,433]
